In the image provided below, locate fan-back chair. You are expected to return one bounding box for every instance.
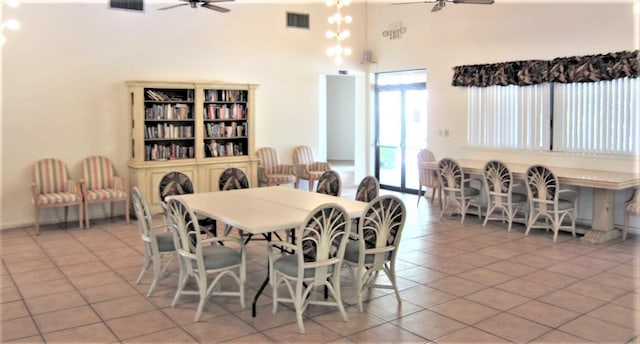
[355,176,380,203]
[269,203,351,334]
[525,165,578,242]
[132,187,176,297]
[437,158,482,223]
[343,195,407,312]
[165,197,246,321]
[316,170,342,197]
[482,160,527,232]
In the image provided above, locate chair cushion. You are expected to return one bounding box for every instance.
[557,199,575,211]
[464,187,481,197]
[156,232,175,252]
[198,245,242,270]
[512,192,527,203]
[343,240,390,264]
[36,192,80,205]
[85,188,127,201]
[274,254,334,278]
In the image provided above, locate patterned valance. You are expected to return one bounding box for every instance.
[452,50,640,87]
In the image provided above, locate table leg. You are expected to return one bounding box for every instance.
[253,232,271,318]
[581,188,621,244]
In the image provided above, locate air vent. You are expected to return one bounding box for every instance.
[287,12,310,29]
[110,0,143,11]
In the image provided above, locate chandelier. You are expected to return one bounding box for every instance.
[325,0,352,65]
[1,0,20,45]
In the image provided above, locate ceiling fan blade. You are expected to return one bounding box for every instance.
[391,1,436,5]
[201,3,230,12]
[157,3,188,10]
[453,0,495,4]
[202,0,235,3]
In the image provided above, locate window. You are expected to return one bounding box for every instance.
[468,77,640,155]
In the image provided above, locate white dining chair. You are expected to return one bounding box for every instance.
[482,160,528,231]
[268,203,351,334]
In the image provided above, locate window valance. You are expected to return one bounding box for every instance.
[452,50,639,87]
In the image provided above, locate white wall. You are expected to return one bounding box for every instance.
[326,75,356,161]
[365,1,638,228]
[1,2,367,229]
[1,1,638,231]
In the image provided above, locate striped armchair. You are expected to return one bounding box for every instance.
[81,156,130,228]
[256,147,296,187]
[31,159,84,234]
[293,145,331,191]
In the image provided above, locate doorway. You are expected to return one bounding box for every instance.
[375,69,427,193]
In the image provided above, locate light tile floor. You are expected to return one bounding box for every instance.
[2,183,639,343]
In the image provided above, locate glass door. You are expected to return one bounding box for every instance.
[375,70,427,193]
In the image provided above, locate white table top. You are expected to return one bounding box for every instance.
[167,186,368,235]
[422,159,640,190]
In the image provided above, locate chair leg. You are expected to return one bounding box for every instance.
[147,257,162,297]
[623,211,630,241]
[84,202,91,228]
[308,179,314,191]
[171,267,189,307]
[294,285,305,334]
[34,207,40,236]
[136,252,152,284]
[78,203,84,229]
[125,199,130,224]
[417,186,423,205]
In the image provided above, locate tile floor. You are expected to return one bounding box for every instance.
[1,181,639,343]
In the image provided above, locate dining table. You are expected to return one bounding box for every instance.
[422,159,640,243]
[166,186,369,317]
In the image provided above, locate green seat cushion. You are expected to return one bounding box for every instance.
[196,245,242,270]
[274,255,334,278]
[156,232,175,252]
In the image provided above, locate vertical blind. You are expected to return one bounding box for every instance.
[468,77,640,155]
[554,77,639,154]
[468,84,550,150]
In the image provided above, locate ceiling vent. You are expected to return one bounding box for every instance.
[287,12,310,29]
[110,0,144,11]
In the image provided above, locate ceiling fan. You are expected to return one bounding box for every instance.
[393,0,494,13]
[158,0,234,13]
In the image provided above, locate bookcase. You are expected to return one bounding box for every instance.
[127,80,259,213]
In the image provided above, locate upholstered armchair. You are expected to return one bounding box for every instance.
[81,156,130,228]
[293,145,331,191]
[31,158,84,235]
[417,149,441,207]
[256,147,296,187]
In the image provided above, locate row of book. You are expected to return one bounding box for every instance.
[145,123,194,140]
[145,104,191,120]
[205,122,247,138]
[204,89,248,102]
[145,89,193,102]
[204,104,246,120]
[145,144,195,161]
[206,141,245,157]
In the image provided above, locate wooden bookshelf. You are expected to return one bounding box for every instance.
[127,80,259,213]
